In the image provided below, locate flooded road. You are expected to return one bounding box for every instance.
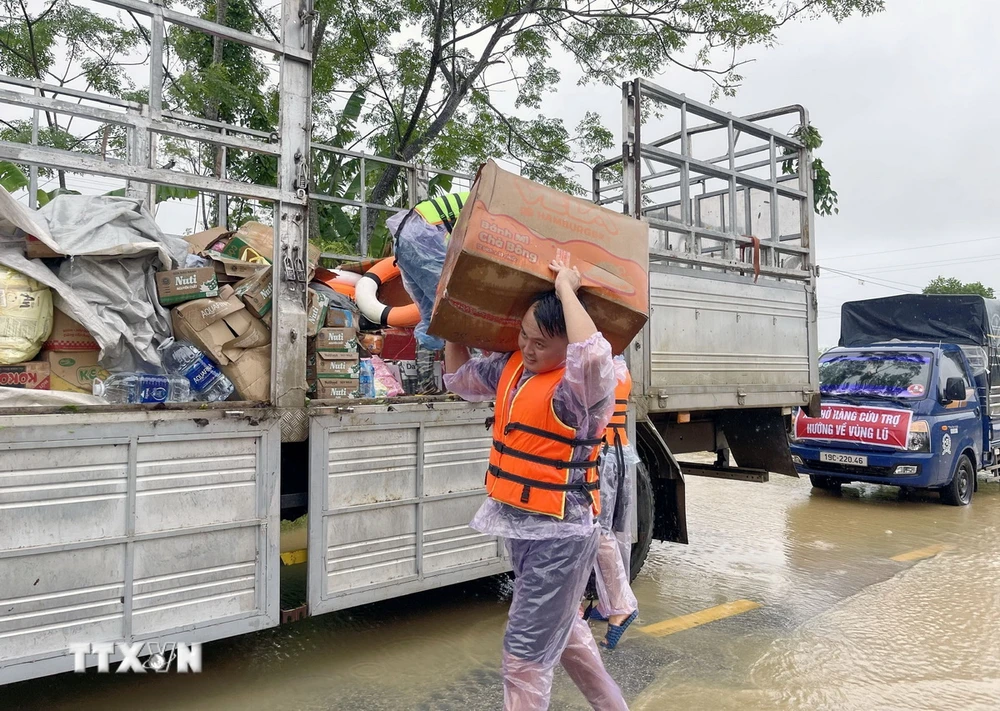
[9,474,1000,710]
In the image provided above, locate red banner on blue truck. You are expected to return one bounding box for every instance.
[794,404,913,450]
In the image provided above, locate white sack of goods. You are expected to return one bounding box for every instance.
[0,265,53,364]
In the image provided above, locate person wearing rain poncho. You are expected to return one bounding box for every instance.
[584,355,640,650]
[386,191,468,394]
[444,260,628,710]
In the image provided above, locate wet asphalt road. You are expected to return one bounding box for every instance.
[9,471,1000,711]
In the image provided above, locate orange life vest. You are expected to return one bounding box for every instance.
[486,352,603,519]
[605,369,632,449]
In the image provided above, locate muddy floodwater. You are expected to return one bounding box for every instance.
[9,473,1000,710]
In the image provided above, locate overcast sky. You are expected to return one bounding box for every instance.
[548,0,1000,348]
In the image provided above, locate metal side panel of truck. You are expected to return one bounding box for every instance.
[0,409,281,684]
[306,400,508,616]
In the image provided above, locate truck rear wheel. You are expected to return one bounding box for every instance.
[941,455,975,506]
[630,462,654,581]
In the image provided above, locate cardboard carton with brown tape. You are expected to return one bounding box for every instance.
[429,159,649,354]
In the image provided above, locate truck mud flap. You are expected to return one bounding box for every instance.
[716,408,798,476]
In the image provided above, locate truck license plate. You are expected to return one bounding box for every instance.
[821,451,867,467]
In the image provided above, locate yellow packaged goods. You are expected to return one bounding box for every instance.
[0,361,50,389]
[171,285,271,401]
[229,221,322,266]
[0,265,53,364]
[429,159,649,354]
[43,308,99,351]
[43,351,108,393]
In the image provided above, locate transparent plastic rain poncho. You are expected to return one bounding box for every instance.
[445,333,628,709]
[594,357,640,619]
[386,209,448,350]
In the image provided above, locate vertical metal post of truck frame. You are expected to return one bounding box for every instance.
[271,0,313,408]
[29,86,39,209]
[799,107,820,390]
[726,119,737,263]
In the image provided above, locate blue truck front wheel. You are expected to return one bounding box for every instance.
[941,455,975,507]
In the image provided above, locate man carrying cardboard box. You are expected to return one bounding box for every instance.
[444,260,627,711]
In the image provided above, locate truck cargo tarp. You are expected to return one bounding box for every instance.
[0,192,192,372]
[840,294,1000,348]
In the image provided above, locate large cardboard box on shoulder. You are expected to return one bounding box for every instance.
[428,159,649,354]
[171,285,271,401]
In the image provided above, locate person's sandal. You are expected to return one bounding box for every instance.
[599,610,638,650]
[583,602,608,622]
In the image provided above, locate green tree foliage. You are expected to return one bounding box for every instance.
[923,277,995,299]
[314,0,884,210]
[0,0,884,253]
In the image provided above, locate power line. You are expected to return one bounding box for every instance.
[822,235,1000,263]
[821,267,919,292]
[839,253,1000,277]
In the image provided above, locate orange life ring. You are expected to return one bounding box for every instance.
[313,267,357,297]
[355,258,420,328]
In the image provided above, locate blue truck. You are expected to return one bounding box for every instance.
[790,294,1000,505]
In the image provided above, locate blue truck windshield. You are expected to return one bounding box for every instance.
[819,351,932,399]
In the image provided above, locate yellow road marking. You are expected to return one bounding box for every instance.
[280,549,307,565]
[638,599,761,638]
[890,543,952,562]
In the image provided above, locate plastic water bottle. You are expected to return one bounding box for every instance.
[157,338,234,402]
[92,373,192,404]
[359,359,375,398]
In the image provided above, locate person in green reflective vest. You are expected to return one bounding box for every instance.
[387,191,470,395]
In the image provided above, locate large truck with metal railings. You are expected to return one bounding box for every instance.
[0,0,818,684]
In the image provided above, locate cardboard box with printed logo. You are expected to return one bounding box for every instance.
[233,267,273,319]
[315,352,361,379]
[313,378,361,400]
[314,327,358,358]
[429,159,649,354]
[43,351,108,393]
[156,267,220,306]
[0,362,49,389]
